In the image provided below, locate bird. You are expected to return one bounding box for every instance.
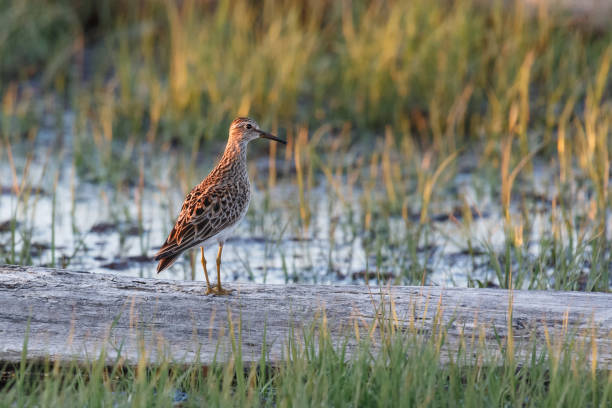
[155,117,286,295]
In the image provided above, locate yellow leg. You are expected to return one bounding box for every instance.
[200,247,212,293]
[213,243,231,295]
[216,244,223,291]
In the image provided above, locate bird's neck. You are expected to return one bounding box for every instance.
[216,138,249,178]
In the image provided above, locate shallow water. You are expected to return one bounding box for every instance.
[0,166,552,288]
[0,118,605,289]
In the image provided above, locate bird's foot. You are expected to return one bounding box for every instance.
[205,285,233,296]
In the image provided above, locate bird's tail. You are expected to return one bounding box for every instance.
[156,253,179,273]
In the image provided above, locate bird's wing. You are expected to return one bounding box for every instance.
[154,182,243,264]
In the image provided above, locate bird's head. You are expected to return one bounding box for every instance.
[229,117,286,146]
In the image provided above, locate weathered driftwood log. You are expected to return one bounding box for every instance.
[0,264,611,367]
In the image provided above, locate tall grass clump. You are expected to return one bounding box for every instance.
[1,0,610,145]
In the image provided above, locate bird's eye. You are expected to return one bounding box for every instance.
[246,124,252,129]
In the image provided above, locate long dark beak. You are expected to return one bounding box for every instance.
[255,129,286,144]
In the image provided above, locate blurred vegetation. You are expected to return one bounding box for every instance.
[0,0,610,145]
[0,0,611,292]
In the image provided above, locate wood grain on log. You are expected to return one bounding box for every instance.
[1,265,611,367]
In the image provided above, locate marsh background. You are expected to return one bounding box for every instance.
[1,0,612,291]
[4,1,612,406]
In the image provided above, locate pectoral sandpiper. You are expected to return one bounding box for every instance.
[155,117,286,295]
